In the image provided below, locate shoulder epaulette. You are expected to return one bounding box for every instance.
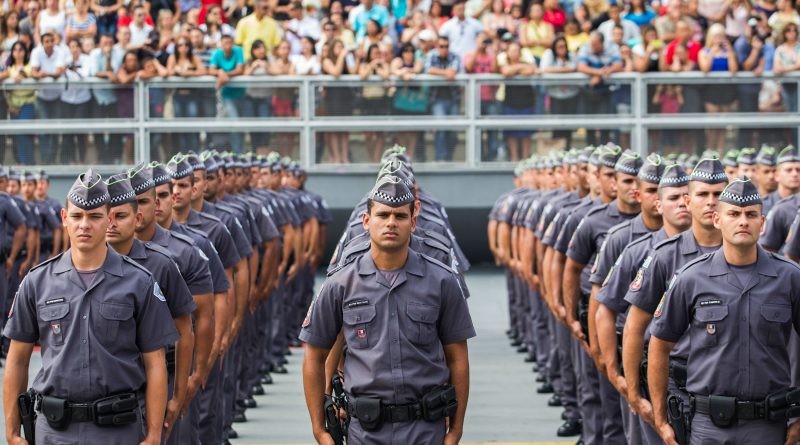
[169,230,196,246]
[607,219,633,236]
[771,252,800,271]
[422,236,450,254]
[143,241,173,259]
[677,252,714,274]
[327,255,359,277]
[122,255,155,276]
[652,232,682,250]
[584,202,610,218]
[422,229,451,246]
[29,251,65,273]
[626,231,654,249]
[198,212,224,224]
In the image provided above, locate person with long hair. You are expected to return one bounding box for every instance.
[541,35,579,148]
[774,22,800,110]
[0,11,20,61]
[268,39,297,156]
[243,39,274,151]
[167,36,206,149]
[520,2,555,60]
[499,41,537,162]
[200,4,234,48]
[698,22,739,150]
[768,0,800,35]
[321,38,354,163]
[483,0,514,35]
[358,43,390,163]
[391,42,425,157]
[4,41,35,165]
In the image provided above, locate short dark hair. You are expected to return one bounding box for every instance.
[366,199,415,216]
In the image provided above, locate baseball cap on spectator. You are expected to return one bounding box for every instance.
[419,29,436,42]
[501,31,514,42]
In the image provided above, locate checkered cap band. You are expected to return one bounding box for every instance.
[110,189,136,205]
[371,190,414,203]
[68,191,110,209]
[719,177,762,207]
[690,158,727,184]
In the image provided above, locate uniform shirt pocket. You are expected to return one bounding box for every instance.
[98,302,135,345]
[38,303,70,346]
[693,305,729,349]
[760,304,791,347]
[343,305,377,349]
[406,303,440,346]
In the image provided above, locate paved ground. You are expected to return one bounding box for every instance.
[1,267,572,444]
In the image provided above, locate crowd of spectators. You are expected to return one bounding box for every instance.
[0,0,799,163]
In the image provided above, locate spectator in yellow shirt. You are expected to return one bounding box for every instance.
[234,0,283,60]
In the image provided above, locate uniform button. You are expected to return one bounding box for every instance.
[82,315,87,320]
[81,339,86,344]
[82,363,88,368]
[391,312,396,317]
[393,338,398,343]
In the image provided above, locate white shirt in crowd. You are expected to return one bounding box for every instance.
[130,22,155,47]
[30,44,67,101]
[61,53,93,105]
[439,16,484,60]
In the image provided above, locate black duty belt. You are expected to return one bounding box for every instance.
[348,401,423,423]
[693,394,767,421]
[35,392,138,429]
[669,360,688,388]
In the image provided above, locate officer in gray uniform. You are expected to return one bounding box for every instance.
[736,148,757,179]
[6,170,39,309]
[34,170,63,263]
[24,171,61,267]
[649,177,800,445]
[301,176,475,445]
[622,158,727,443]
[104,173,201,442]
[721,149,739,180]
[591,154,666,445]
[3,168,178,445]
[130,162,223,445]
[755,146,778,208]
[565,146,637,445]
[762,145,800,218]
[597,164,692,445]
[761,145,800,253]
[0,167,27,345]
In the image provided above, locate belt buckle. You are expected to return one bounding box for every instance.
[736,400,753,420]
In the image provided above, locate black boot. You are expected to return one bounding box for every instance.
[557,418,582,437]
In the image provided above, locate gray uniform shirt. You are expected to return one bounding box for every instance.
[185,209,241,269]
[761,194,800,252]
[590,215,654,286]
[169,223,230,294]
[150,224,215,296]
[127,238,197,318]
[299,249,476,402]
[4,248,179,401]
[650,247,800,399]
[567,200,639,296]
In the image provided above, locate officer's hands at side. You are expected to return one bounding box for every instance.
[785,420,800,445]
[313,430,336,445]
[7,436,28,445]
[164,397,181,439]
[656,420,679,445]
[628,395,655,427]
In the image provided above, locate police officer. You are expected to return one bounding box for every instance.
[5,170,38,306]
[129,162,221,445]
[621,158,727,439]
[301,176,475,445]
[590,154,665,444]
[759,145,800,253]
[763,146,800,217]
[0,167,27,359]
[736,148,758,179]
[104,173,200,441]
[597,164,692,444]
[34,170,64,262]
[649,177,800,445]
[722,149,739,180]
[564,145,636,445]
[755,146,778,202]
[3,168,178,445]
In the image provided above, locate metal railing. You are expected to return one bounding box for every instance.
[2,71,799,172]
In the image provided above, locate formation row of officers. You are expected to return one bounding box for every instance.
[489,144,800,445]
[1,151,332,445]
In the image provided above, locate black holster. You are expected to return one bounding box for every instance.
[324,395,345,445]
[667,393,690,445]
[639,355,650,400]
[420,384,458,422]
[578,295,590,344]
[18,390,36,442]
[766,387,800,422]
[93,393,138,427]
[669,360,688,389]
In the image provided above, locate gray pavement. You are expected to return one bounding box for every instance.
[1,267,572,444]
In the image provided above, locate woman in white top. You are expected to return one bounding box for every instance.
[773,23,800,110]
[725,0,753,40]
[291,36,321,75]
[1,11,19,55]
[200,4,234,49]
[242,39,273,151]
[540,35,578,148]
[60,38,92,163]
[38,0,66,41]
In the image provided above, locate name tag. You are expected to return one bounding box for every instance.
[45,298,66,305]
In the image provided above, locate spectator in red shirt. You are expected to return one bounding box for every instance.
[661,19,701,69]
[543,0,566,32]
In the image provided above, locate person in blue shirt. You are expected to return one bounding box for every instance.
[351,0,389,41]
[209,34,246,151]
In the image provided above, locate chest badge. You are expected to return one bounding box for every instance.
[51,323,61,334]
[706,324,716,335]
[356,328,367,339]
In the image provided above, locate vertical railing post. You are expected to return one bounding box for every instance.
[465,76,477,167]
[631,74,647,155]
[300,78,314,168]
[136,79,150,164]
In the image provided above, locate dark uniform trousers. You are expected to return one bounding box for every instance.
[576,342,603,445]
[506,269,518,334]
[557,319,581,421]
[197,358,224,444]
[346,418,446,445]
[690,415,786,444]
